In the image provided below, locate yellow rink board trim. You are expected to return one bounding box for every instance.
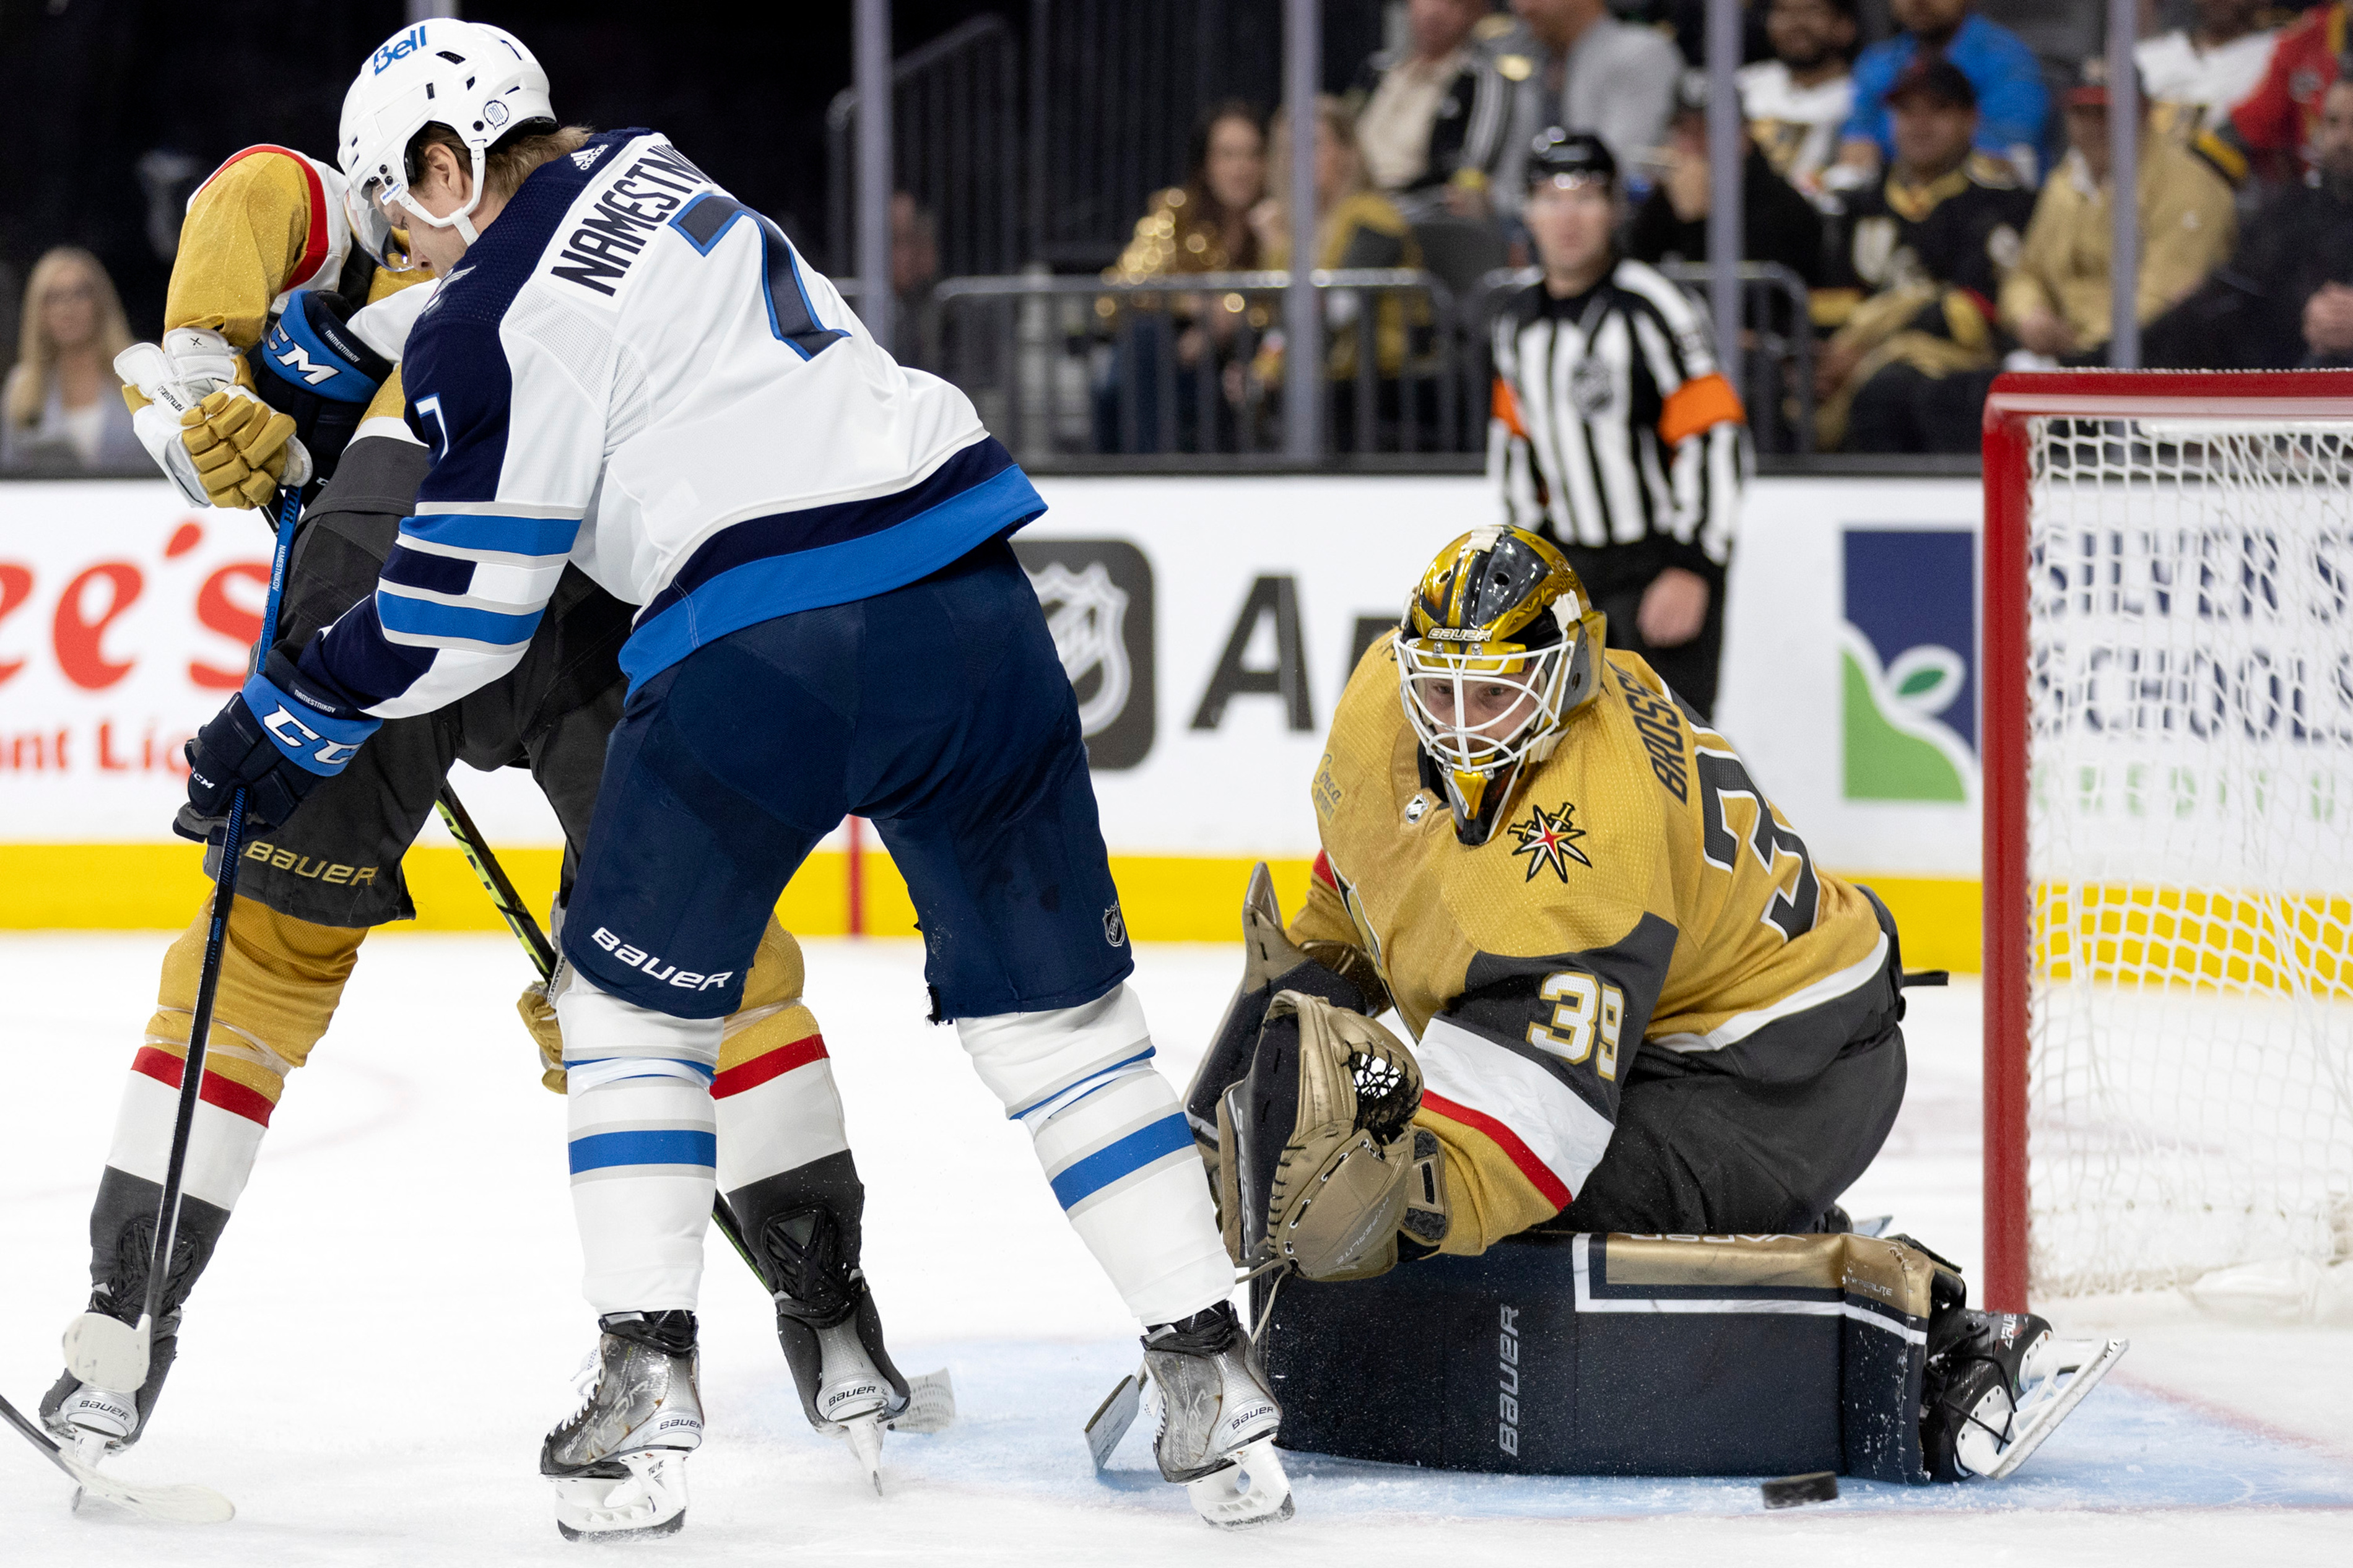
[0,844,1989,973]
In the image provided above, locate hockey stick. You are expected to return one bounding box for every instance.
[63,485,303,1406]
[427,787,763,1279]
[1,1390,233,1523]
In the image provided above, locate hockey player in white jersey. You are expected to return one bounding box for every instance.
[176,21,1283,1538]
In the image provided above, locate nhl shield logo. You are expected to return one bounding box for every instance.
[1031,561,1133,738]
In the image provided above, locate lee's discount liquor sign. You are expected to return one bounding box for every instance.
[0,482,274,840]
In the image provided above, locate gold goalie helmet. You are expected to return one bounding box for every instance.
[1399,525,1607,845]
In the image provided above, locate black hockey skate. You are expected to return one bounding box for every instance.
[1921,1309,2128,1480]
[757,1203,911,1491]
[1141,1302,1292,1528]
[541,1310,703,1542]
[43,1171,225,1465]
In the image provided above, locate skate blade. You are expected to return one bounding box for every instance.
[1186,1437,1294,1530]
[1983,1336,2129,1481]
[55,1447,234,1525]
[550,1451,688,1541]
[840,1414,886,1494]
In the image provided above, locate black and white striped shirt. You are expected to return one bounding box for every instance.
[1489,260,1746,582]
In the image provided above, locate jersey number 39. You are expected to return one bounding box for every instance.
[1527,971,1624,1081]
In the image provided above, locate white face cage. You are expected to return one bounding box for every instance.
[1396,638,1572,782]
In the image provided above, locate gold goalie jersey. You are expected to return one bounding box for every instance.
[165,143,433,428]
[1290,636,1894,1254]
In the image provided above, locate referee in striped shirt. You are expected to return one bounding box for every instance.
[1489,129,1749,717]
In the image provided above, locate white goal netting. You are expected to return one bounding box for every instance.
[2024,414,2353,1304]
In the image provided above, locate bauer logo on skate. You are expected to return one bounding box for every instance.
[588,927,733,991]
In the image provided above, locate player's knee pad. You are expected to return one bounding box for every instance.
[955,984,1157,1122]
[147,893,364,1107]
[556,968,723,1094]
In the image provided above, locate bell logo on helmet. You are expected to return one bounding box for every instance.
[372,24,427,75]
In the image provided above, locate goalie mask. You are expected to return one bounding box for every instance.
[1398,526,1606,846]
[338,19,555,264]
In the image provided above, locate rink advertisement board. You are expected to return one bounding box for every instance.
[0,475,1985,962]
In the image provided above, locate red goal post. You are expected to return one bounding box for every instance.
[1980,370,2353,1313]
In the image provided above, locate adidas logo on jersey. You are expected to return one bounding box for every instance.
[572,145,608,171]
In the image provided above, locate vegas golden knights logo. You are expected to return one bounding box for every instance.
[1509,800,1591,881]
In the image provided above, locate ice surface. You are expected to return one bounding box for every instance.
[2,933,2348,1565]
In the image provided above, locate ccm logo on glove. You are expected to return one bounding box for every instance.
[180,649,380,837]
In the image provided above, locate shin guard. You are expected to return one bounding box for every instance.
[557,971,721,1314]
[958,985,1233,1325]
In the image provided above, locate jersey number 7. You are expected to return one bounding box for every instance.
[669,193,849,361]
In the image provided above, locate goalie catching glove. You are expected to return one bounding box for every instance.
[1214,990,1449,1281]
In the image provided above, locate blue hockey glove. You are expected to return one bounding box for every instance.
[178,648,380,840]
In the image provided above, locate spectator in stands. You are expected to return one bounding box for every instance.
[1,246,139,475]
[2217,0,2347,184]
[1741,0,1860,206]
[1814,60,2035,451]
[1834,0,2051,186]
[1251,95,1424,397]
[1099,102,1268,451]
[1109,100,1268,283]
[2136,0,2280,145]
[2146,77,2353,369]
[1349,0,1516,221]
[1629,70,1827,285]
[2001,58,2237,366]
[1489,0,1685,209]
[890,193,941,366]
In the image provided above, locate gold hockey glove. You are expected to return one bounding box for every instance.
[181,389,298,509]
[1217,990,1428,1281]
[518,979,567,1093]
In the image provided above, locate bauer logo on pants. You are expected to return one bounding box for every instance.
[1015,539,1155,771]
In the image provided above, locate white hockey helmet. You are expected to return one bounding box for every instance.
[337,18,554,262]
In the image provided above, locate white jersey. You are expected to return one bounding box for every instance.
[2136,28,2279,139]
[301,129,1037,720]
[1736,61,1854,201]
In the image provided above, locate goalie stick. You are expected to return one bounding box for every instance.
[1,1389,232,1523]
[46,482,305,1516]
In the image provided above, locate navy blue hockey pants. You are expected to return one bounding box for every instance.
[560,537,1133,1021]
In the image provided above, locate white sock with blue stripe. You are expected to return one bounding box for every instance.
[957,985,1233,1325]
[557,969,723,1314]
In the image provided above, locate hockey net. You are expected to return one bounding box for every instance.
[1984,373,2353,1312]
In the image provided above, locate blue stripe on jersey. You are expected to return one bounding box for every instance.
[295,598,438,712]
[568,1128,718,1174]
[376,591,545,647]
[620,442,1043,691]
[1047,1114,1193,1210]
[402,512,581,558]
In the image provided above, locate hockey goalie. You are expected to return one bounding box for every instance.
[1181,526,2125,1483]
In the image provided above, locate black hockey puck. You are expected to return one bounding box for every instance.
[1760,1471,1838,1509]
